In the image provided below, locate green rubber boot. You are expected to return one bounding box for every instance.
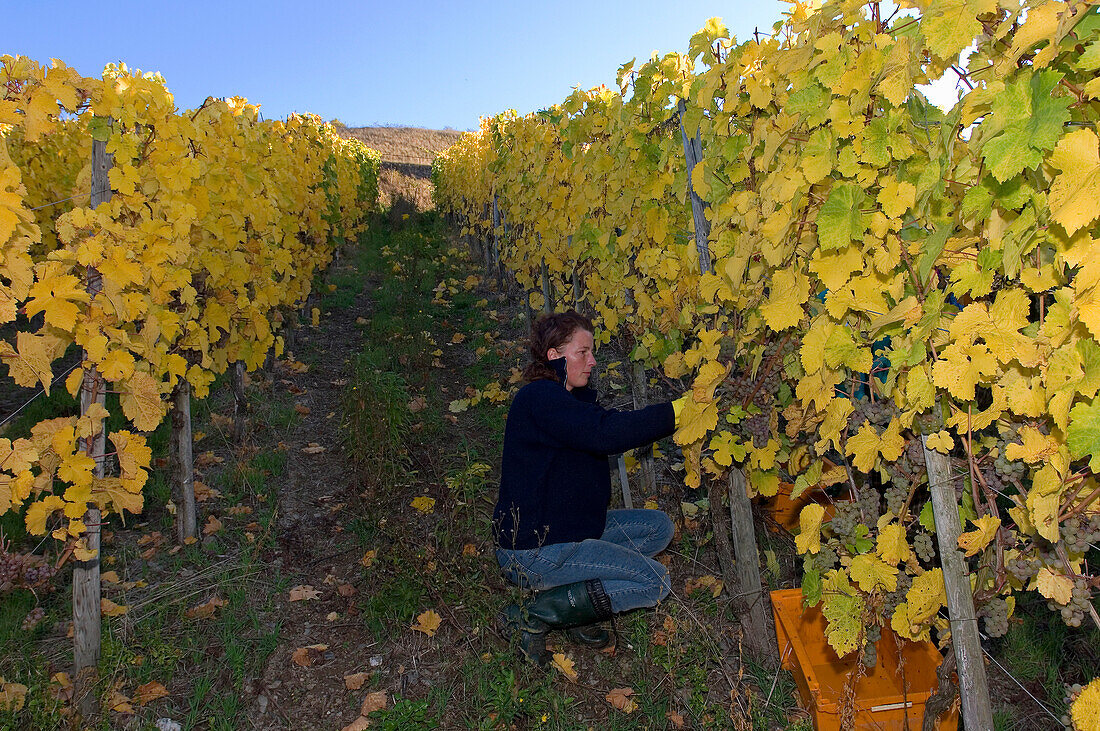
[500,579,614,665]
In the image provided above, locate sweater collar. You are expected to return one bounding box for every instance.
[548,356,597,403]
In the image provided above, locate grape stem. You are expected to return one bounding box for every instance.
[1058,482,1100,523]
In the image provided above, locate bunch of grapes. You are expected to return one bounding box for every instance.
[992,425,1028,483]
[884,571,913,618]
[22,607,45,631]
[884,481,909,515]
[0,546,58,595]
[828,501,863,544]
[21,562,57,589]
[857,488,882,525]
[1062,683,1086,728]
[847,399,894,432]
[978,596,1011,638]
[1007,554,1040,583]
[1049,578,1093,628]
[861,623,883,669]
[1060,514,1100,555]
[813,541,840,572]
[913,531,936,563]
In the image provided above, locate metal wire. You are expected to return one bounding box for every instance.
[0,359,82,430]
[27,188,111,211]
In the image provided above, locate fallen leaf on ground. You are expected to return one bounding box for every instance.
[355,317,368,325]
[411,609,442,636]
[344,672,370,690]
[444,414,458,424]
[228,504,251,516]
[408,396,427,412]
[192,481,220,501]
[288,585,320,602]
[134,681,169,705]
[184,595,227,619]
[295,404,311,416]
[203,515,223,535]
[684,574,723,598]
[451,333,466,343]
[448,399,469,413]
[332,378,349,386]
[301,443,326,454]
[0,678,29,711]
[666,710,685,727]
[361,690,388,715]
[340,718,370,731]
[107,688,133,714]
[551,653,578,681]
[462,543,478,556]
[606,687,637,713]
[101,570,120,584]
[101,598,129,617]
[337,583,357,597]
[360,550,377,567]
[410,496,435,513]
[209,413,233,429]
[326,611,339,621]
[196,452,223,468]
[291,644,329,667]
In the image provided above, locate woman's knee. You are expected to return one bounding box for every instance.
[648,560,671,601]
[652,511,675,549]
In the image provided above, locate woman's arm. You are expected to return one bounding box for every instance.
[525,381,674,455]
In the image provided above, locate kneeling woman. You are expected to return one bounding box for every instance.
[494,311,682,664]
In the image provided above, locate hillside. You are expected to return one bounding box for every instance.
[336,125,464,211]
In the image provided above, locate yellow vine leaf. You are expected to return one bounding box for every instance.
[846,418,905,472]
[794,503,825,554]
[691,360,730,403]
[849,553,898,593]
[892,568,945,641]
[925,430,953,453]
[1005,425,1062,465]
[1071,678,1100,731]
[1036,567,1074,605]
[877,523,911,565]
[674,398,718,446]
[120,370,164,431]
[932,341,999,401]
[957,515,1001,557]
[25,495,66,535]
[759,269,807,331]
[1048,128,1100,236]
[821,569,864,656]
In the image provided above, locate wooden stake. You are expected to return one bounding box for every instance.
[172,380,198,544]
[232,360,247,442]
[617,454,633,509]
[540,257,554,313]
[922,436,994,731]
[631,363,657,497]
[73,132,112,716]
[680,97,774,665]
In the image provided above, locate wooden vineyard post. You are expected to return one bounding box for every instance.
[679,98,775,664]
[73,132,111,716]
[617,454,634,509]
[492,194,504,291]
[631,363,658,496]
[540,257,554,313]
[172,380,198,544]
[232,360,247,442]
[921,437,994,731]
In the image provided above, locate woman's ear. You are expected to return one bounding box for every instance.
[547,347,561,361]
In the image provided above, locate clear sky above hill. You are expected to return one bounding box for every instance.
[6,0,794,130]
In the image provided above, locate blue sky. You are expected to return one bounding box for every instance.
[5,1,786,131]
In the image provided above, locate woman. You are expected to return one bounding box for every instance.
[494,310,683,665]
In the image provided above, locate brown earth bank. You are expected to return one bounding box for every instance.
[334,125,465,211]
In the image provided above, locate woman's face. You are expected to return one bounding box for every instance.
[547,328,597,391]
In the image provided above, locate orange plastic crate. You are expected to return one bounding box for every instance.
[764,481,852,534]
[771,589,958,731]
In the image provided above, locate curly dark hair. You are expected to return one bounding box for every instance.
[522,310,595,383]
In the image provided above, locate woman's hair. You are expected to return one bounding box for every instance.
[522,310,595,383]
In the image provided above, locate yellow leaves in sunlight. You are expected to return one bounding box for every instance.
[845,418,905,473]
[759,269,808,331]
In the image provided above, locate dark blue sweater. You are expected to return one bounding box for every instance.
[493,361,675,550]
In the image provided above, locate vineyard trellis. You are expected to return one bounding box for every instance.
[433,0,1100,726]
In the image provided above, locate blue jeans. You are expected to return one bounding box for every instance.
[496,509,674,613]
